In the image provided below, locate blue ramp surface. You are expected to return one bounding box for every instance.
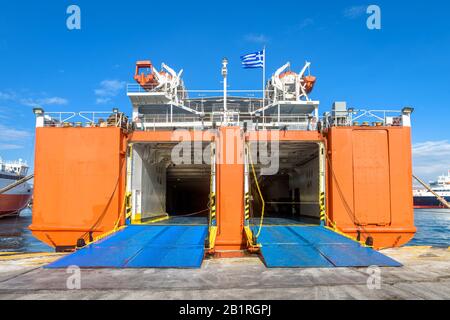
[255,226,401,268]
[46,225,208,268]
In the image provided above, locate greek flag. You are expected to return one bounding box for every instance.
[240,50,264,68]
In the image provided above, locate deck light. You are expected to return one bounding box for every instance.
[112,108,119,114]
[33,107,44,115]
[402,106,414,114]
[221,58,228,77]
[348,107,355,114]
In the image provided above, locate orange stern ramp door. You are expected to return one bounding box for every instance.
[244,139,401,268]
[46,137,217,268]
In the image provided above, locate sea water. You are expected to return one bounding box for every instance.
[410,209,450,247]
[0,209,448,252]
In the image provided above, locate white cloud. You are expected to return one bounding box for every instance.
[40,97,68,105]
[18,98,34,106]
[0,106,9,119]
[96,97,112,104]
[20,96,68,107]
[284,18,315,34]
[413,140,450,182]
[95,80,126,104]
[343,5,367,19]
[0,143,23,151]
[0,91,16,100]
[1,90,68,107]
[0,124,31,140]
[297,18,314,30]
[0,124,31,150]
[244,33,269,44]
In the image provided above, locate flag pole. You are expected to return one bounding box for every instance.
[262,46,266,127]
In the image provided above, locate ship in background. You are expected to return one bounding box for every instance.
[0,158,33,218]
[414,171,450,209]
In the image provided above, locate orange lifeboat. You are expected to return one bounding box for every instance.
[134,61,158,88]
[302,75,316,94]
[278,69,317,94]
[279,71,297,79]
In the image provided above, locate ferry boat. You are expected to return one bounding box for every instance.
[0,158,33,218]
[29,58,417,264]
[414,171,450,208]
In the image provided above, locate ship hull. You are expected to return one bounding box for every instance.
[0,177,32,218]
[414,196,450,209]
[0,194,31,217]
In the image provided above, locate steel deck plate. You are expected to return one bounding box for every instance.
[46,225,208,268]
[254,226,402,268]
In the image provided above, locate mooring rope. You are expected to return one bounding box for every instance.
[413,174,450,209]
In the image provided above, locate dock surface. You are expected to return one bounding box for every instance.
[0,246,449,300]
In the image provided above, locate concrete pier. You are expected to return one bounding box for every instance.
[0,246,449,300]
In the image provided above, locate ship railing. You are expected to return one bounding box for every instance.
[78,111,128,126]
[138,113,315,126]
[257,114,320,130]
[128,85,265,96]
[127,84,159,93]
[139,114,203,124]
[127,86,269,112]
[36,110,320,131]
[43,112,77,124]
[183,91,266,114]
[127,87,324,120]
[350,109,403,124]
[35,111,131,129]
[128,85,322,110]
[135,112,319,131]
[136,112,232,130]
[325,108,413,128]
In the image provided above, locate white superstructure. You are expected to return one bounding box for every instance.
[0,157,32,216]
[414,171,450,197]
[0,157,31,195]
[0,157,29,177]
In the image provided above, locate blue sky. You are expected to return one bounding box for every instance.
[0,0,449,181]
